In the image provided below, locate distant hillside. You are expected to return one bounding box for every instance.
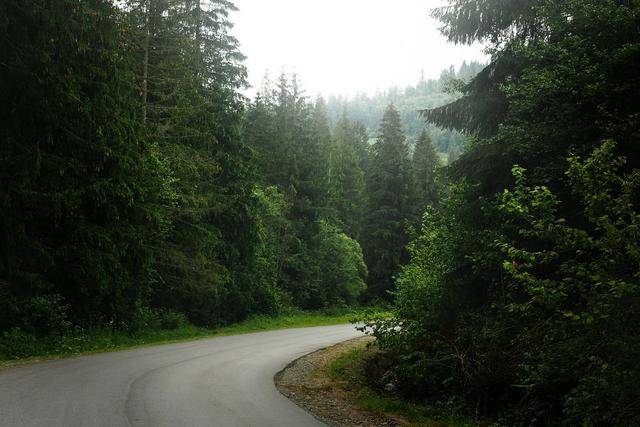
[326,61,485,162]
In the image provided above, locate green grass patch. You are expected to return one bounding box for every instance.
[0,307,366,366]
[328,344,482,427]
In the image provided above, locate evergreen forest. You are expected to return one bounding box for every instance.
[1,1,639,425]
[326,60,485,163]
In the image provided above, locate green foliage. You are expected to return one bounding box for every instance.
[431,0,543,45]
[494,141,640,424]
[374,143,640,424]
[411,129,441,221]
[327,111,368,239]
[245,75,325,308]
[245,75,369,309]
[4,294,72,337]
[376,1,640,424]
[251,185,295,313]
[314,222,367,306]
[326,62,484,160]
[0,0,168,331]
[130,307,188,332]
[122,0,268,327]
[0,308,367,362]
[328,344,482,427]
[363,104,414,299]
[1,0,372,345]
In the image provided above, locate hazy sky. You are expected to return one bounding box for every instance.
[231,0,487,98]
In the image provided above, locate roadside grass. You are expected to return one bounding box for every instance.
[0,307,371,366]
[327,343,482,427]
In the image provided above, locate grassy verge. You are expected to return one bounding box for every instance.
[0,308,364,366]
[327,343,482,427]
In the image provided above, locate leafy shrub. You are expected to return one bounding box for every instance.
[370,142,640,425]
[2,294,73,337]
[314,221,368,306]
[130,306,162,331]
[0,328,40,359]
[130,306,191,331]
[494,141,640,424]
[158,309,187,330]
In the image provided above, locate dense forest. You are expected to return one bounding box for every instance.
[369,0,640,425]
[1,0,639,425]
[326,60,485,162]
[1,0,433,337]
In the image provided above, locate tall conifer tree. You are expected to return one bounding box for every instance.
[412,129,440,214]
[123,0,263,325]
[328,111,366,240]
[0,0,168,330]
[363,104,413,299]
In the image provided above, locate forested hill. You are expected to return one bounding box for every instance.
[1,0,438,346]
[2,1,639,424]
[326,61,484,162]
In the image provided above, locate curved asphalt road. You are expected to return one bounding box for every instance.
[0,324,362,427]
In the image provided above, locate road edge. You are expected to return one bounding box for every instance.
[274,336,405,427]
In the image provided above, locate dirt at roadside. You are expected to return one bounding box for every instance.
[274,336,407,427]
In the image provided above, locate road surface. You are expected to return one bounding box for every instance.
[0,324,362,426]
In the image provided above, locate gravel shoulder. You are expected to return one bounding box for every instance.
[275,336,407,427]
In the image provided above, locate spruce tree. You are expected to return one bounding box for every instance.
[363,104,413,299]
[123,0,266,326]
[352,121,371,173]
[247,74,323,308]
[0,0,168,331]
[305,97,332,220]
[328,111,366,240]
[412,129,440,213]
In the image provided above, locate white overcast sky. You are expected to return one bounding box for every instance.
[231,0,488,98]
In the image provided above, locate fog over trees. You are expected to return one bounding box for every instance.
[1,1,639,424]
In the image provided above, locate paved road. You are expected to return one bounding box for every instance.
[0,324,362,427]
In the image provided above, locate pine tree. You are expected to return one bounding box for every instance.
[0,0,168,331]
[246,74,324,308]
[122,0,267,326]
[244,75,277,184]
[305,97,332,219]
[328,110,366,240]
[245,76,369,309]
[412,129,440,214]
[352,120,371,174]
[363,104,413,299]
